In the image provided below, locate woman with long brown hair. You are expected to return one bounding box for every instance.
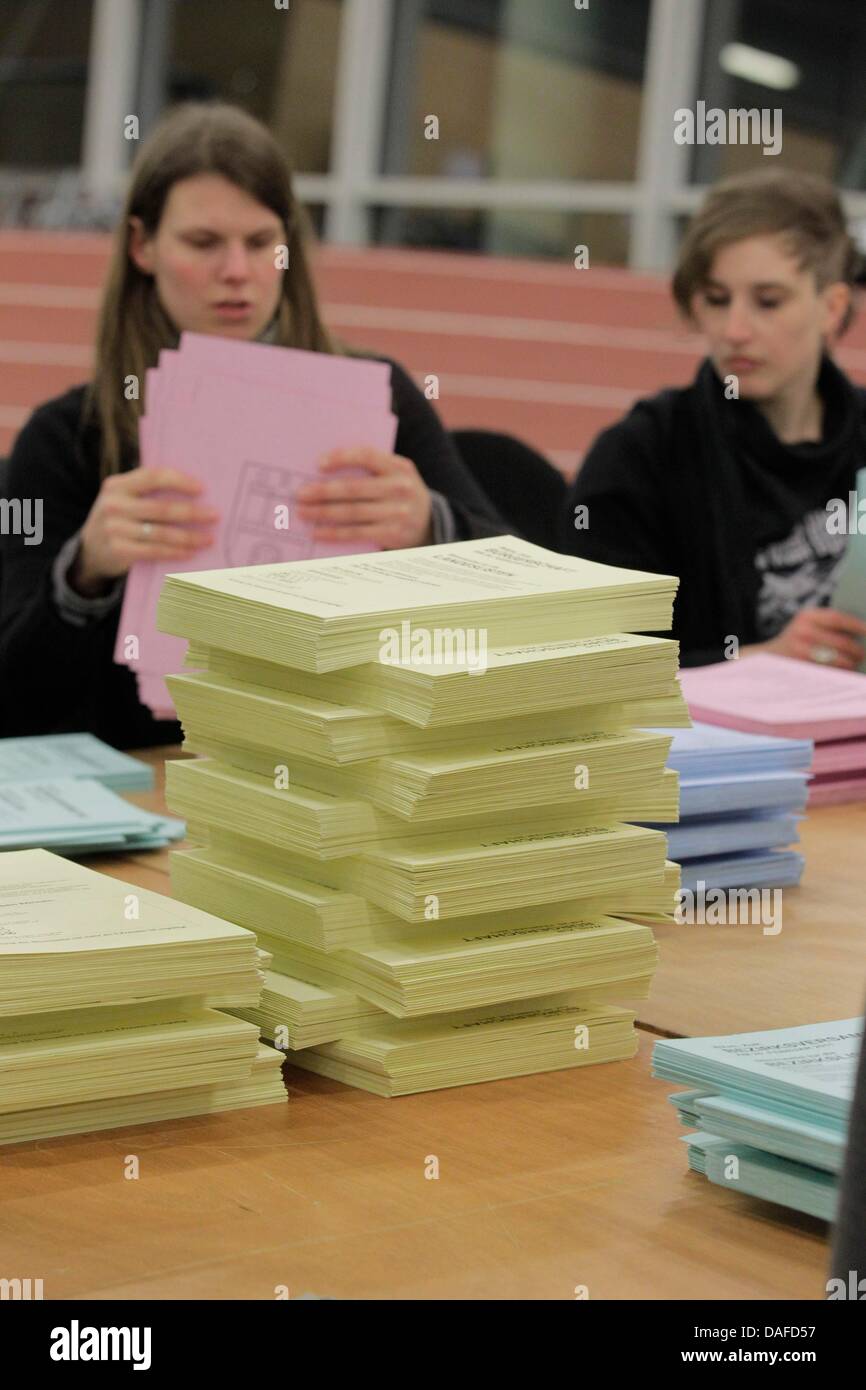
[559,168,866,670]
[0,103,505,748]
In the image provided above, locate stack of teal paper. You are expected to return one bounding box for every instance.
[682,1133,837,1222]
[0,778,185,854]
[654,1018,862,1221]
[644,723,811,891]
[0,733,181,855]
[0,734,154,792]
[670,1089,845,1172]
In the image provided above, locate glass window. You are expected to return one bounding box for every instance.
[168,0,343,173]
[692,0,866,187]
[382,0,650,185]
[372,205,632,265]
[0,0,94,166]
[378,0,649,256]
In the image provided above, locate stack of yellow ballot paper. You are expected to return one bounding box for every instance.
[0,1044,284,1147]
[180,630,684,729]
[159,536,683,1095]
[0,850,287,1142]
[242,911,658,1017]
[158,534,678,670]
[288,995,640,1098]
[172,843,682,950]
[238,970,380,1050]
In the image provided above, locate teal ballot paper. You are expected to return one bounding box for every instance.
[0,778,184,854]
[832,465,866,672]
[653,1018,861,1126]
[0,734,153,791]
[682,1132,838,1222]
[658,1023,859,1221]
[669,1087,846,1172]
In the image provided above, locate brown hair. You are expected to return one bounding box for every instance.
[672,168,866,335]
[86,102,337,476]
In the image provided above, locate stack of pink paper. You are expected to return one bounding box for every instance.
[680,654,866,805]
[115,333,396,718]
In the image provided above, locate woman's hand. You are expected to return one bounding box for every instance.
[755,606,866,670]
[73,467,220,595]
[294,448,434,550]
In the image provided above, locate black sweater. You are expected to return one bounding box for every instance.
[0,357,507,749]
[557,356,866,666]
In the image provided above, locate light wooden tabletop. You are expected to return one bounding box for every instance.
[639,802,866,1038]
[0,1033,830,1301]
[1,746,857,1300]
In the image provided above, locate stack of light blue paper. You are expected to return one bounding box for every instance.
[653,1018,862,1222]
[0,734,154,792]
[0,734,183,855]
[644,722,812,891]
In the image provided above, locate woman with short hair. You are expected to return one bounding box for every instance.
[558,168,866,670]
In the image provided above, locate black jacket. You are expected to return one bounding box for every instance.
[0,357,507,748]
[557,356,866,666]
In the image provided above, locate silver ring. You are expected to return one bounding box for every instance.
[140,521,154,540]
[811,645,836,665]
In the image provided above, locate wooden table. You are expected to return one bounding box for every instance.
[640,802,866,1037]
[1,748,858,1300]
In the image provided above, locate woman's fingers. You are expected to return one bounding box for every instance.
[809,607,866,638]
[106,467,206,498]
[309,512,407,537]
[296,477,394,505]
[296,498,412,526]
[785,632,863,667]
[106,518,216,554]
[811,637,865,666]
[293,451,430,549]
[106,494,221,527]
[311,526,406,547]
[791,609,866,664]
[315,448,415,478]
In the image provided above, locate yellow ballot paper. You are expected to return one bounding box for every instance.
[183,632,681,727]
[288,993,639,1096]
[234,971,380,1050]
[180,727,681,826]
[0,1002,261,1114]
[269,727,673,822]
[170,668,689,766]
[171,844,680,951]
[248,911,658,1017]
[178,817,667,923]
[0,849,264,1016]
[0,1044,286,1147]
[165,756,678,861]
[175,724,673,823]
[159,539,682,1097]
[158,535,678,672]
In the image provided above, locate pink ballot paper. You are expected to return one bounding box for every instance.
[680,653,866,804]
[680,654,866,741]
[116,335,397,718]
